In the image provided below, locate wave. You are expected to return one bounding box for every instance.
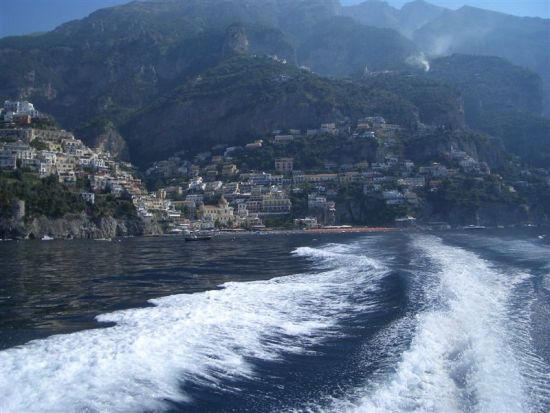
[0,243,387,413]
[459,235,550,294]
[324,235,548,413]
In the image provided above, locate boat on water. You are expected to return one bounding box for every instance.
[41,235,54,241]
[185,235,212,242]
[463,225,487,230]
[185,230,213,242]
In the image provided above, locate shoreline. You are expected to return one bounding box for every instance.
[2,224,548,242]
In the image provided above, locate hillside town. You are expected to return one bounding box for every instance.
[1,100,547,235]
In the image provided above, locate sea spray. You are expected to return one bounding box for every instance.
[0,243,388,412]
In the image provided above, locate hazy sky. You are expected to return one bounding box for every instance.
[380,0,550,17]
[1,0,549,38]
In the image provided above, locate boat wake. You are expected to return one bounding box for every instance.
[0,243,388,413]
[321,235,550,413]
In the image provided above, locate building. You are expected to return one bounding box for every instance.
[55,154,77,174]
[293,173,338,184]
[32,129,74,142]
[294,217,319,229]
[222,163,238,177]
[245,140,263,150]
[246,172,273,186]
[399,177,426,188]
[320,123,337,135]
[261,193,291,214]
[0,152,16,170]
[58,171,77,185]
[3,100,41,118]
[201,197,235,226]
[0,128,34,143]
[420,163,449,178]
[275,157,294,174]
[339,172,362,184]
[308,195,328,210]
[274,135,294,145]
[382,190,405,205]
[81,192,96,204]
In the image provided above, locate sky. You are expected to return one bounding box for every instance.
[1,0,549,38]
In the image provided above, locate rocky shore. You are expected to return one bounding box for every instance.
[0,214,164,240]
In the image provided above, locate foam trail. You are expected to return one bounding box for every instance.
[460,235,550,293]
[0,243,386,413]
[326,235,543,413]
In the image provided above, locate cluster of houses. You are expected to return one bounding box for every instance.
[0,101,158,216]
[143,116,501,230]
[0,100,46,126]
[1,101,509,230]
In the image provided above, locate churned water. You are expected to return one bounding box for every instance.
[0,230,548,412]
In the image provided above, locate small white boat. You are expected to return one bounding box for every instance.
[41,235,54,241]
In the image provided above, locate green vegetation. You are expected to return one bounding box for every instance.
[0,171,137,220]
[297,16,417,77]
[476,110,550,169]
[91,193,137,220]
[426,176,522,218]
[263,216,294,229]
[29,140,50,151]
[0,171,85,219]
[0,0,547,174]
[233,131,381,174]
[359,72,463,127]
[337,184,407,226]
[122,55,421,165]
[426,55,550,169]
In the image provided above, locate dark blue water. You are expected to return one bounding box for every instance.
[0,230,549,412]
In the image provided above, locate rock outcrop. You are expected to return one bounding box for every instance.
[0,214,163,240]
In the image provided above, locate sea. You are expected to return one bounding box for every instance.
[0,229,549,413]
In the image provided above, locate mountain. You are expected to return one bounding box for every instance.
[413,6,550,113]
[120,56,421,166]
[399,0,446,34]
[0,1,306,156]
[425,54,550,168]
[0,0,419,161]
[427,54,544,120]
[342,1,401,32]
[1,0,548,169]
[342,0,446,36]
[297,16,418,77]
[357,71,464,128]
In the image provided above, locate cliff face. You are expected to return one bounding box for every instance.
[418,201,533,227]
[405,129,508,169]
[0,215,163,240]
[336,195,547,228]
[413,7,550,115]
[297,16,418,77]
[121,56,420,166]
[76,120,130,160]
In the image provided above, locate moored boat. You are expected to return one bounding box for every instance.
[185,235,212,242]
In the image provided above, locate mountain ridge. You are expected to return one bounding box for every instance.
[0,0,548,169]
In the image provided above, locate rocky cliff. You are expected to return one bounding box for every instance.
[0,214,163,240]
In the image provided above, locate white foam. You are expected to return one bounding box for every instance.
[327,235,541,413]
[473,236,550,294]
[0,243,387,413]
